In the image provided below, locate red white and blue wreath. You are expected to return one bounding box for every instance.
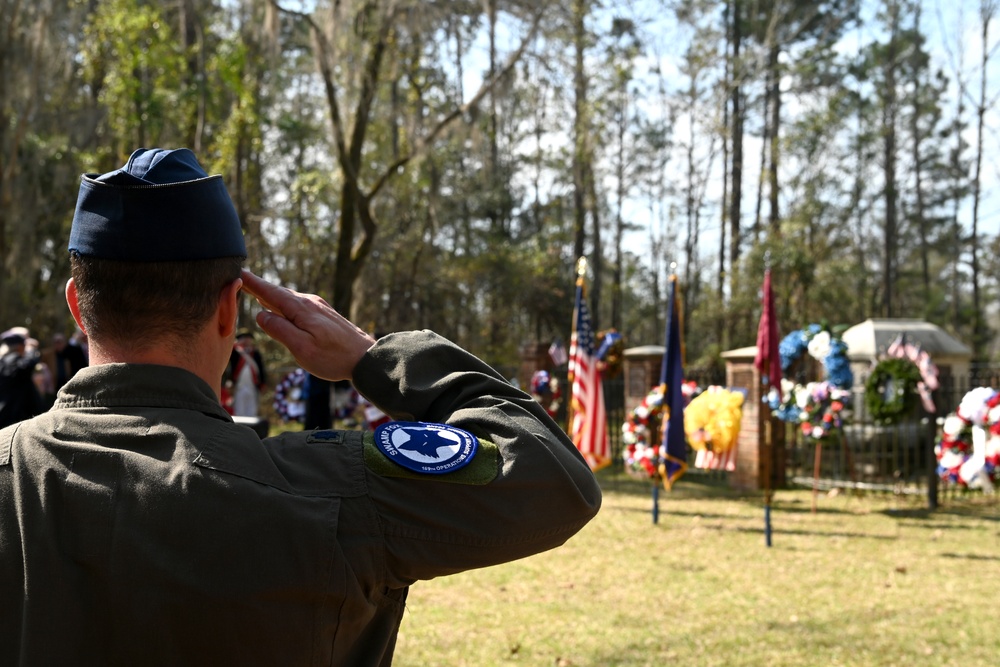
[622,382,701,480]
[935,387,1000,491]
[530,370,563,419]
[273,368,307,423]
[767,324,853,442]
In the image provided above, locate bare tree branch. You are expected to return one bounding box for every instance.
[366,6,545,199]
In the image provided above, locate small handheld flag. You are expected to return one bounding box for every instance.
[548,339,569,366]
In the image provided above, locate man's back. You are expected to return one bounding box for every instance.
[1,364,387,665]
[2,147,601,665]
[1,334,602,666]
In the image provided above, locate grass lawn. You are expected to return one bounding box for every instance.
[393,470,999,666]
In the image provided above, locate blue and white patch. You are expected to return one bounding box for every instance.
[373,421,478,475]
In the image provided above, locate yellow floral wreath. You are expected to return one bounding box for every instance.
[684,386,744,453]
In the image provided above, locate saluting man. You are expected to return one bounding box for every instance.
[0,147,601,666]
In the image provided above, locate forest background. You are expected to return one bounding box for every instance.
[4,0,1000,379]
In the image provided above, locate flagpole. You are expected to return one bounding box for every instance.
[762,319,774,547]
[661,270,688,488]
[652,267,675,525]
[761,357,774,547]
[755,262,780,548]
[760,340,773,547]
[652,267,677,524]
[566,257,587,434]
[653,267,689,523]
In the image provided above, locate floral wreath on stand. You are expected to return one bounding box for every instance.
[530,370,562,420]
[864,357,923,425]
[884,333,939,413]
[273,368,307,423]
[684,386,744,454]
[622,382,700,481]
[767,323,854,443]
[935,387,1000,491]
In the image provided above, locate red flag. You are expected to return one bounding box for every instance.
[568,277,610,471]
[754,269,781,388]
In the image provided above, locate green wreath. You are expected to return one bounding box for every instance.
[864,358,922,425]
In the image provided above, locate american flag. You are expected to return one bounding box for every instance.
[568,281,610,471]
[548,339,568,366]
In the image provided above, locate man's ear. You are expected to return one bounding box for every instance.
[218,277,243,338]
[65,278,87,334]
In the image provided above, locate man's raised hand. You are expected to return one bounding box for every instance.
[240,270,375,382]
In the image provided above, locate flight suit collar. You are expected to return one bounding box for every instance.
[53,363,232,421]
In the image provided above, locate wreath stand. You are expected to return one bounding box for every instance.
[810,431,855,513]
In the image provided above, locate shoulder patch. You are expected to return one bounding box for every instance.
[373,421,478,474]
[364,424,499,485]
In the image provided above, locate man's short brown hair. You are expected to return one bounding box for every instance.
[70,253,243,353]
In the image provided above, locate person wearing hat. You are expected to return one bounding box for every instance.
[225,328,266,417]
[0,148,601,665]
[0,329,43,428]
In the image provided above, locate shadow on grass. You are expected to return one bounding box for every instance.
[601,479,882,523]
[599,468,1000,522]
[597,469,747,501]
[603,503,904,541]
[878,505,1000,522]
[939,551,1000,561]
[647,514,903,541]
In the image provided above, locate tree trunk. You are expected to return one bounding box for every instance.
[881,1,899,318]
[718,0,730,350]
[571,0,588,266]
[970,0,995,360]
[910,5,931,302]
[588,161,603,331]
[728,0,744,337]
[612,89,626,329]
[767,41,781,233]
[754,86,768,239]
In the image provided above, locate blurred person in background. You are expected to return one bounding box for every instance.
[45,332,88,393]
[0,329,43,428]
[226,329,266,417]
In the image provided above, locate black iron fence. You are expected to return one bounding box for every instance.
[603,375,626,465]
[784,366,1000,499]
[592,366,998,502]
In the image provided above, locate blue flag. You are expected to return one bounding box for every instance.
[659,276,688,488]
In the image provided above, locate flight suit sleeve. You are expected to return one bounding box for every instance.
[351,330,602,587]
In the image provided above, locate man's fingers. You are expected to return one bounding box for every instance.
[255,309,307,348]
[241,270,292,317]
[240,269,372,382]
[242,270,337,331]
[245,271,324,348]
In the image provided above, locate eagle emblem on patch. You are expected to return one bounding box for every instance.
[373,421,478,474]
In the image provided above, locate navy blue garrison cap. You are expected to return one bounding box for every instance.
[69,148,247,260]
